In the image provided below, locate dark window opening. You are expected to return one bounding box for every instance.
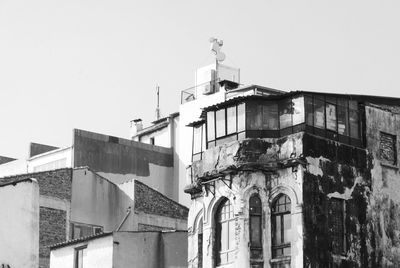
[215,198,235,266]
[271,194,291,259]
[249,194,263,267]
[70,222,103,239]
[380,132,397,166]
[198,218,203,268]
[150,137,155,145]
[328,198,346,254]
[74,245,87,268]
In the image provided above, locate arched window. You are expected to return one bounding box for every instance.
[249,194,263,267]
[214,198,235,266]
[271,194,291,258]
[198,218,203,268]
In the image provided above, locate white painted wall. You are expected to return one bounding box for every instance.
[0,158,28,177]
[28,147,72,172]
[50,235,114,268]
[0,179,39,268]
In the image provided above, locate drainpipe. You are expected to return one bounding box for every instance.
[116,206,131,231]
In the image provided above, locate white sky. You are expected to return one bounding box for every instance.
[1,0,399,159]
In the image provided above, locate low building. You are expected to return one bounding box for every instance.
[49,231,188,268]
[0,178,39,268]
[0,167,188,268]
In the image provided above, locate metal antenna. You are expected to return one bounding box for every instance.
[155,85,161,120]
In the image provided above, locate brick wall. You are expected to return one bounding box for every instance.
[39,207,67,268]
[134,180,188,220]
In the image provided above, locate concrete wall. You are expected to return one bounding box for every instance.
[29,142,59,158]
[365,105,400,267]
[50,235,114,268]
[113,231,188,268]
[71,168,134,232]
[0,179,39,268]
[0,168,73,268]
[73,129,176,201]
[0,158,28,177]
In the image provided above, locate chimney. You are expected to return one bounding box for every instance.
[130,118,143,139]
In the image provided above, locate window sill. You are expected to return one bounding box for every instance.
[270,256,291,263]
[381,162,399,170]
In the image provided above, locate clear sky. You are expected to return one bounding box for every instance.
[1,0,399,159]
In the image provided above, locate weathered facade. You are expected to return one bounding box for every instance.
[184,87,400,268]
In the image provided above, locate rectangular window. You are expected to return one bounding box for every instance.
[247,102,262,130]
[305,95,314,126]
[227,106,237,135]
[292,96,305,126]
[263,103,279,130]
[326,103,337,131]
[314,98,325,129]
[193,125,203,155]
[216,109,226,138]
[207,111,215,141]
[237,103,246,132]
[74,246,87,268]
[71,223,103,239]
[380,132,397,166]
[279,98,293,129]
[329,198,345,254]
[349,109,359,139]
[337,99,349,136]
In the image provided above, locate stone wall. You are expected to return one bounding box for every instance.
[134,180,188,220]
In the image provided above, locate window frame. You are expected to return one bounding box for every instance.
[380,131,397,166]
[328,198,347,255]
[271,194,291,259]
[206,103,246,149]
[249,194,263,267]
[192,123,205,162]
[74,245,87,268]
[214,198,236,267]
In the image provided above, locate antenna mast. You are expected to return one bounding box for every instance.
[155,85,161,120]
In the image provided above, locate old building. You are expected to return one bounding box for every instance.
[183,81,400,267]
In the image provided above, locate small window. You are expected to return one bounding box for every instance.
[292,96,305,126]
[227,106,237,135]
[150,137,155,145]
[74,246,87,268]
[271,195,291,258]
[249,195,263,266]
[337,100,349,136]
[216,109,226,138]
[198,218,203,268]
[326,103,337,131]
[328,198,346,254]
[380,132,397,166]
[314,98,325,129]
[237,103,246,132]
[215,198,235,266]
[263,103,279,130]
[279,98,293,129]
[207,111,215,141]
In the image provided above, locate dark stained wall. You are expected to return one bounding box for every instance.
[302,134,370,268]
[0,156,16,164]
[29,143,59,158]
[73,129,173,177]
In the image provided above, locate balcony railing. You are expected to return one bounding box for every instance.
[180,79,221,104]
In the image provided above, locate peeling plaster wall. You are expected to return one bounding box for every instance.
[365,105,400,267]
[188,134,304,268]
[302,133,370,267]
